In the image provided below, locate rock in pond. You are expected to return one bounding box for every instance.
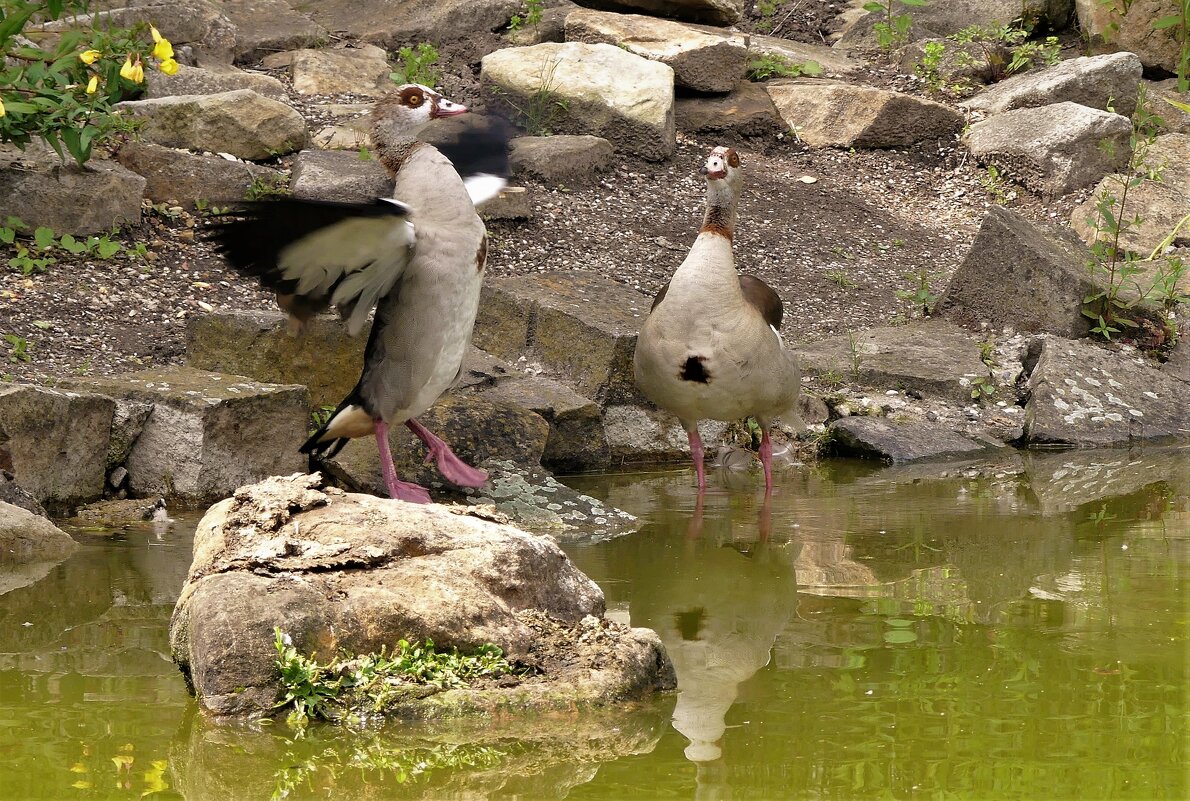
[0,501,77,564]
[169,474,674,719]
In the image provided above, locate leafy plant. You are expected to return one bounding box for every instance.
[895,265,940,318]
[747,54,823,81]
[846,328,863,380]
[979,164,1016,204]
[950,23,1059,83]
[493,58,569,136]
[0,2,178,166]
[1080,92,1180,342]
[863,0,928,54]
[915,40,947,93]
[3,334,31,363]
[388,43,441,87]
[273,628,517,728]
[969,374,996,401]
[825,269,859,289]
[245,174,290,201]
[508,0,544,33]
[309,404,337,435]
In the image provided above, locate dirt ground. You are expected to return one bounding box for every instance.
[0,8,1098,385]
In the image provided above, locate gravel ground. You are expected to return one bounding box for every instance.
[0,22,1100,386]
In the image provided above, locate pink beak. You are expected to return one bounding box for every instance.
[431,97,469,118]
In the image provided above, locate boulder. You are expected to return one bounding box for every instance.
[289,0,520,47]
[961,52,1143,117]
[61,366,309,505]
[115,142,285,208]
[1023,336,1190,445]
[310,122,371,151]
[0,501,77,564]
[828,417,993,463]
[481,43,675,161]
[1021,445,1188,515]
[186,310,363,410]
[289,149,393,203]
[0,472,46,518]
[168,474,674,717]
[322,394,550,494]
[116,90,308,161]
[570,0,745,25]
[0,385,114,514]
[509,135,614,185]
[460,460,640,541]
[675,80,784,137]
[50,0,237,65]
[479,376,609,471]
[145,64,287,100]
[734,31,861,76]
[290,44,392,97]
[1076,0,1184,72]
[963,101,1132,196]
[565,9,747,93]
[473,271,653,404]
[1164,338,1189,383]
[766,82,964,148]
[217,0,327,64]
[937,207,1098,337]
[0,157,144,235]
[795,322,991,405]
[1150,132,1190,188]
[601,404,730,464]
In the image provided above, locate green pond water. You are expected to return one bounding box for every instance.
[0,447,1186,800]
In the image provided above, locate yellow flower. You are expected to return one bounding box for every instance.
[149,26,174,60]
[0,98,5,118]
[79,49,102,65]
[86,75,99,94]
[120,55,144,83]
[158,57,179,76]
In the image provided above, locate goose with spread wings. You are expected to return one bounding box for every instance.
[207,84,509,503]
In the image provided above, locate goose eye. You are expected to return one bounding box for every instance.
[407,93,423,107]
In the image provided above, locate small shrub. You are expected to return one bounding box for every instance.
[895,264,940,318]
[493,58,568,136]
[508,0,544,33]
[388,43,440,87]
[863,0,928,54]
[746,54,823,81]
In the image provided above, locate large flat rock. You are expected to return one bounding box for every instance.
[289,44,391,97]
[115,142,285,208]
[479,376,609,471]
[0,157,144,235]
[0,501,77,564]
[218,0,326,64]
[937,207,1097,338]
[961,52,1143,117]
[766,81,964,149]
[169,474,673,717]
[795,321,990,404]
[62,366,309,505]
[963,101,1131,197]
[1023,336,1189,446]
[571,0,745,25]
[676,80,783,137]
[145,63,287,100]
[116,90,307,161]
[481,43,675,161]
[473,270,653,405]
[283,0,520,47]
[0,385,114,514]
[829,417,994,463]
[565,9,747,93]
[290,148,394,203]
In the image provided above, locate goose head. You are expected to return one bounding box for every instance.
[371,84,469,148]
[700,146,742,188]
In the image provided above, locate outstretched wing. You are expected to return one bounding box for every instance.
[206,197,414,335]
[422,115,513,206]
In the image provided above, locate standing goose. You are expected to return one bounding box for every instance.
[633,146,803,493]
[208,84,508,503]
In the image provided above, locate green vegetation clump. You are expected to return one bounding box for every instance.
[1082,91,1188,344]
[508,0,543,33]
[274,628,519,728]
[0,0,180,165]
[746,54,823,81]
[389,43,441,87]
[864,0,928,54]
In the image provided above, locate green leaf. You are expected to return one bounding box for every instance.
[1150,15,1182,29]
[900,0,929,6]
[802,59,824,76]
[863,1,885,12]
[1165,98,1190,114]
[33,227,55,249]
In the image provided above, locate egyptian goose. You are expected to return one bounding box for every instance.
[209,84,508,503]
[633,146,803,493]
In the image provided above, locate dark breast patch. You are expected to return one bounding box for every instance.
[681,356,711,383]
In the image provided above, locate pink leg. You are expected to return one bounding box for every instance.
[760,428,774,495]
[405,419,488,488]
[374,420,432,503]
[688,429,706,492]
